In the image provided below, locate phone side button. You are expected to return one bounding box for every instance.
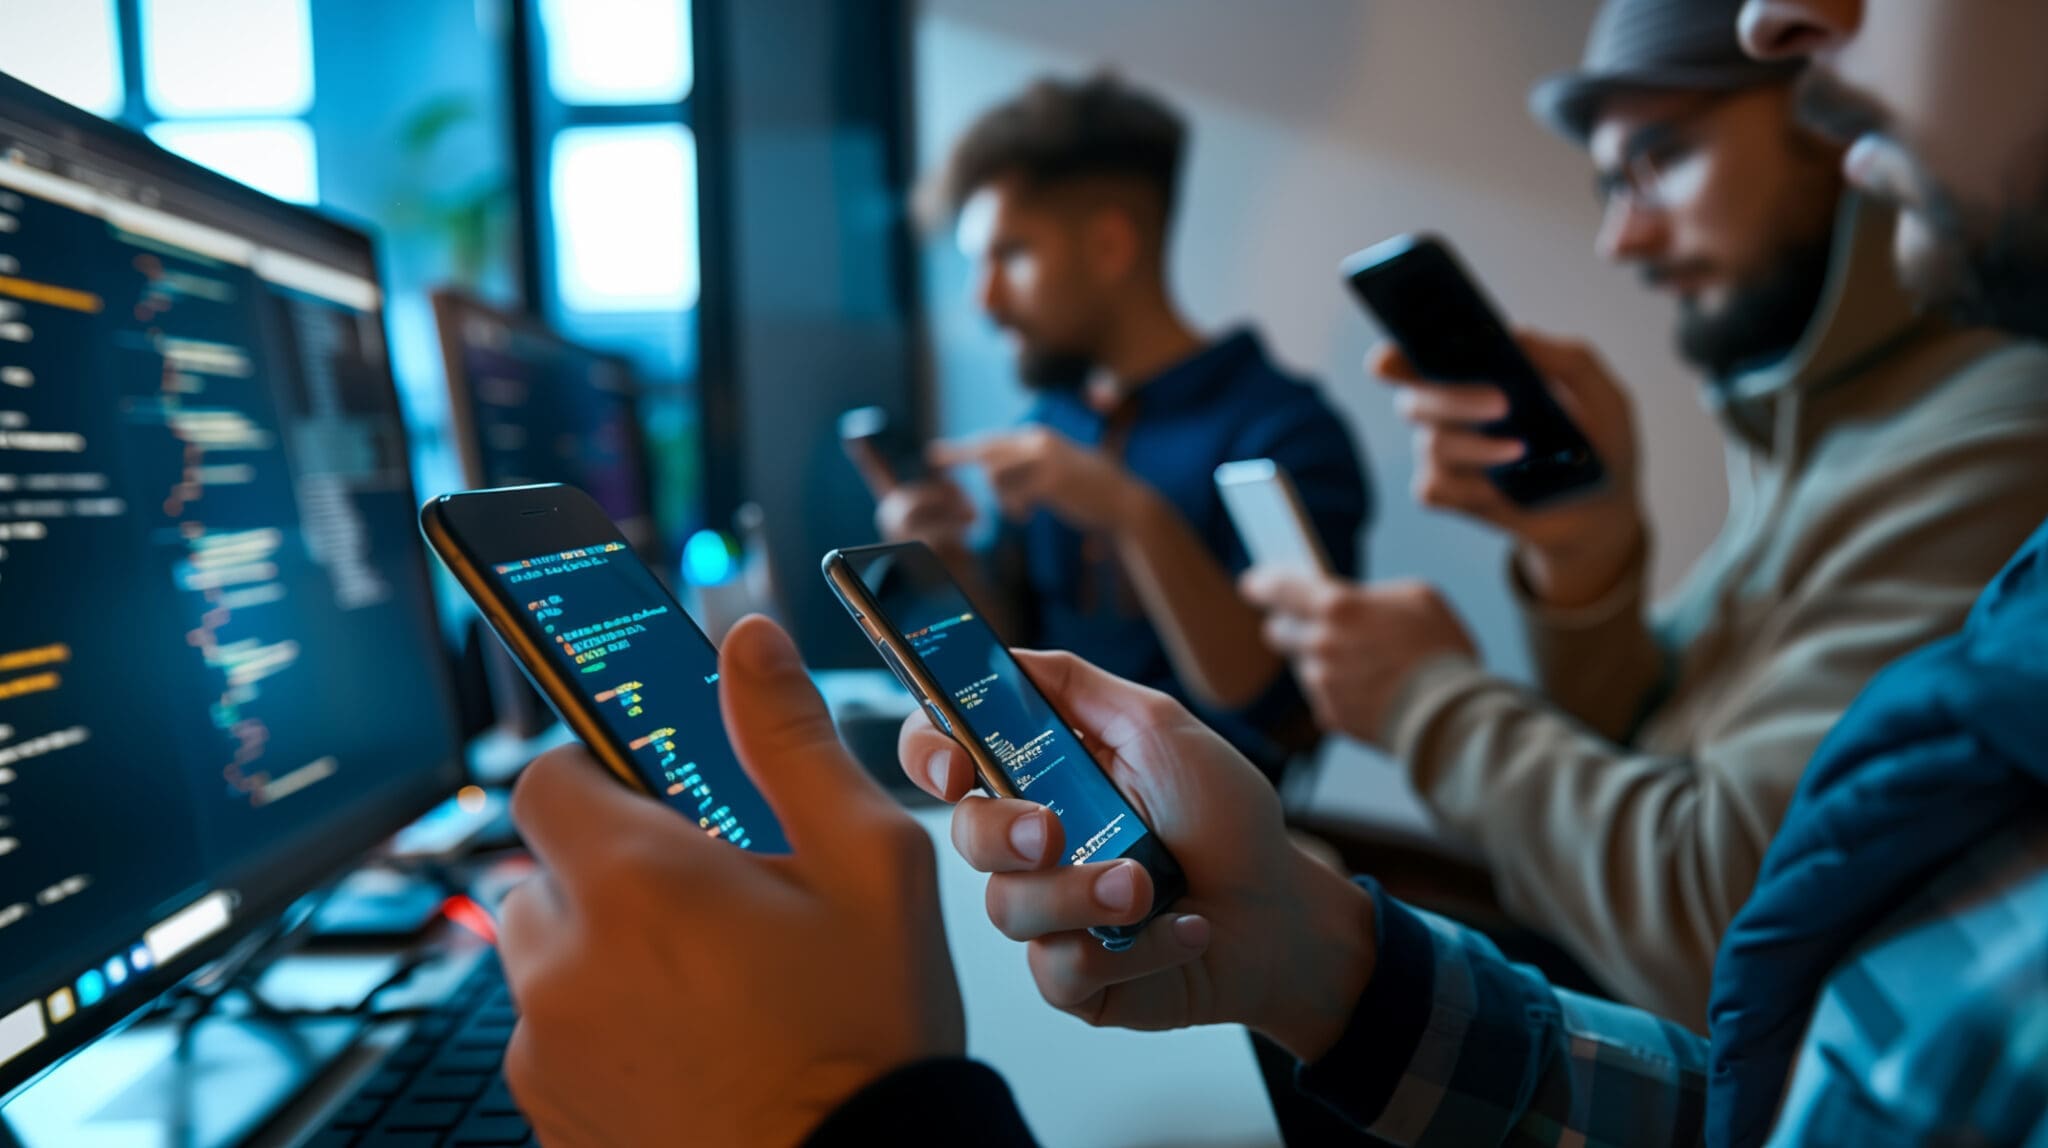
[921,700,953,736]
[877,644,928,702]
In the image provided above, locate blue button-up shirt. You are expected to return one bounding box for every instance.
[1001,329,1370,773]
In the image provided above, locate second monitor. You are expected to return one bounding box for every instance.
[432,292,660,738]
[432,290,657,561]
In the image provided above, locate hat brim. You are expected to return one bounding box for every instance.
[1530,60,1804,145]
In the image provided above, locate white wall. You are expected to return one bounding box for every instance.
[913,0,1734,819]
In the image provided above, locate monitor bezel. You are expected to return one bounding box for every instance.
[0,69,468,1103]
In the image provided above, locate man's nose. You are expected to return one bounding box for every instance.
[973,263,1004,317]
[1595,195,1669,265]
[1739,0,1857,62]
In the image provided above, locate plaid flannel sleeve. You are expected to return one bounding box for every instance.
[1294,880,1708,1147]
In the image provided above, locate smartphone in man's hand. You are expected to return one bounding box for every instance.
[1344,233,1606,507]
[422,483,788,852]
[824,541,1186,949]
[840,405,930,492]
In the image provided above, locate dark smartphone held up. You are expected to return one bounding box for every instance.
[1343,233,1606,507]
[822,542,1186,950]
[839,405,929,492]
[421,483,788,853]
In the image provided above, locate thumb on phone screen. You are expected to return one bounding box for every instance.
[717,615,903,856]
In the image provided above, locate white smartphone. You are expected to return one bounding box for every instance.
[1215,459,1332,576]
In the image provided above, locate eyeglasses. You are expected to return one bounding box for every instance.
[1593,99,1726,213]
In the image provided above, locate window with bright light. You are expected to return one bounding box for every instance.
[527,0,706,544]
[147,120,319,204]
[538,0,692,106]
[141,0,315,117]
[133,0,320,203]
[551,125,698,313]
[0,0,125,118]
[2,0,323,203]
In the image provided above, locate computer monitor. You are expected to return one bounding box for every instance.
[432,291,656,559]
[0,72,465,1098]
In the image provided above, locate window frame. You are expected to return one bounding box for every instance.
[111,0,321,205]
[515,0,699,331]
[510,0,736,539]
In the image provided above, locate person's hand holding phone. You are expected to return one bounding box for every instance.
[898,649,1376,1062]
[498,616,964,1147]
[1374,329,1647,609]
[843,433,907,499]
[932,427,1154,532]
[1238,575,1479,746]
[875,473,979,553]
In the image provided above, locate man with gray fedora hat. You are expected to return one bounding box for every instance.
[1245,0,2048,1027]
[1534,0,1803,143]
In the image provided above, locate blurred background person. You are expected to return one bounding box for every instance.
[1244,0,2048,1025]
[869,73,1371,782]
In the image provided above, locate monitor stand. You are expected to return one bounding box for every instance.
[0,1006,363,1148]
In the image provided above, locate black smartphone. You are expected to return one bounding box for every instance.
[1343,233,1606,507]
[839,405,929,487]
[822,542,1186,950]
[421,483,788,853]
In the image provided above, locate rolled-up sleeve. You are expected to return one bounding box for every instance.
[1291,881,1709,1147]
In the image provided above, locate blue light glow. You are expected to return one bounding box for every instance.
[683,529,736,586]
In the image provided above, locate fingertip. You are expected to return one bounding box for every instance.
[1238,566,1271,600]
[511,743,605,816]
[520,740,588,783]
[1007,646,1070,672]
[722,614,802,679]
[717,615,831,737]
[952,796,1065,873]
[1010,807,1050,864]
[1171,913,1211,952]
[719,617,894,847]
[910,747,941,795]
[1390,386,1421,419]
[1091,860,1153,923]
[509,742,661,875]
[898,718,964,799]
[1365,341,1410,378]
[927,749,976,802]
[1261,612,1295,651]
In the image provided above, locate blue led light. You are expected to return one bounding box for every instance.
[683,529,735,586]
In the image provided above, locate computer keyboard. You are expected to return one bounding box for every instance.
[301,956,531,1147]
